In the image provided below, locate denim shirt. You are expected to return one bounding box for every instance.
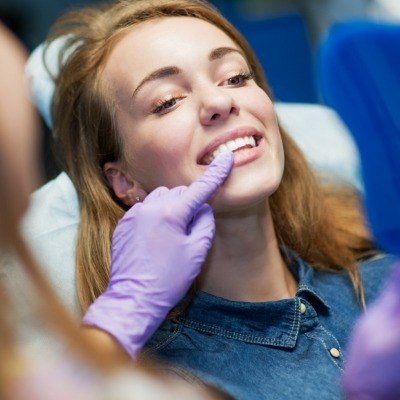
[144,252,396,400]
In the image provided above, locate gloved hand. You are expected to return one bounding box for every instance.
[82,151,234,359]
[343,263,400,400]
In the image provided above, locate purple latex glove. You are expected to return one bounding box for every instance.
[343,262,400,399]
[82,151,233,359]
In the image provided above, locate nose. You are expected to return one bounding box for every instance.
[199,87,239,126]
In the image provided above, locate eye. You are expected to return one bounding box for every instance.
[224,71,254,87]
[151,95,184,115]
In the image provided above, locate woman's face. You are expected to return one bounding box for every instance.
[103,16,284,211]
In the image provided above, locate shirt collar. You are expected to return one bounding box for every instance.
[177,253,331,348]
[287,250,331,313]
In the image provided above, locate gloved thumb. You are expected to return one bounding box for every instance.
[181,151,233,223]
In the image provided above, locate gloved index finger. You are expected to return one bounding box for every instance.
[181,151,234,219]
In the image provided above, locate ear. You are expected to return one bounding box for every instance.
[103,162,147,206]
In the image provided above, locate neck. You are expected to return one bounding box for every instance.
[199,201,297,302]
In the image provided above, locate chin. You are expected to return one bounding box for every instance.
[213,164,283,211]
[211,181,280,214]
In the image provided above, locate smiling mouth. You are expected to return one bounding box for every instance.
[199,134,262,165]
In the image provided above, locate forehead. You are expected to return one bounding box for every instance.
[103,16,242,80]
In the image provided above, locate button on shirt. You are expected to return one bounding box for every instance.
[144,252,396,400]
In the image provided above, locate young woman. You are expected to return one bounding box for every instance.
[44,0,395,398]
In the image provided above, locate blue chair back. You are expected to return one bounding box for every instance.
[211,0,317,102]
[317,20,400,256]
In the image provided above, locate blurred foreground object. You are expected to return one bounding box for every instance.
[0,22,40,231]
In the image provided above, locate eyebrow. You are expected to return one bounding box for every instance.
[132,66,181,99]
[131,46,245,99]
[209,46,243,61]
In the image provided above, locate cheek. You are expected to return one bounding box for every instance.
[248,89,276,124]
[122,117,195,190]
[246,89,282,153]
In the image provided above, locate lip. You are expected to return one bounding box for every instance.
[197,126,264,165]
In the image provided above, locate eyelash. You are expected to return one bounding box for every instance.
[151,94,185,115]
[150,70,254,115]
[225,70,254,86]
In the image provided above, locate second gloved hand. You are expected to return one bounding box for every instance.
[82,151,234,358]
[343,263,400,400]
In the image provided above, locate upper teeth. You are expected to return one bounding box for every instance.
[204,136,256,164]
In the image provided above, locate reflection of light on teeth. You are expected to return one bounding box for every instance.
[203,135,256,164]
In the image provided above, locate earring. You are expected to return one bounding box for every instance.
[135,196,141,202]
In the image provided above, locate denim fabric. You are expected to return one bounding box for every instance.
[144,252,396,399]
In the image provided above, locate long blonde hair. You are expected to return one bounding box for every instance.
[48,0,375,312]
